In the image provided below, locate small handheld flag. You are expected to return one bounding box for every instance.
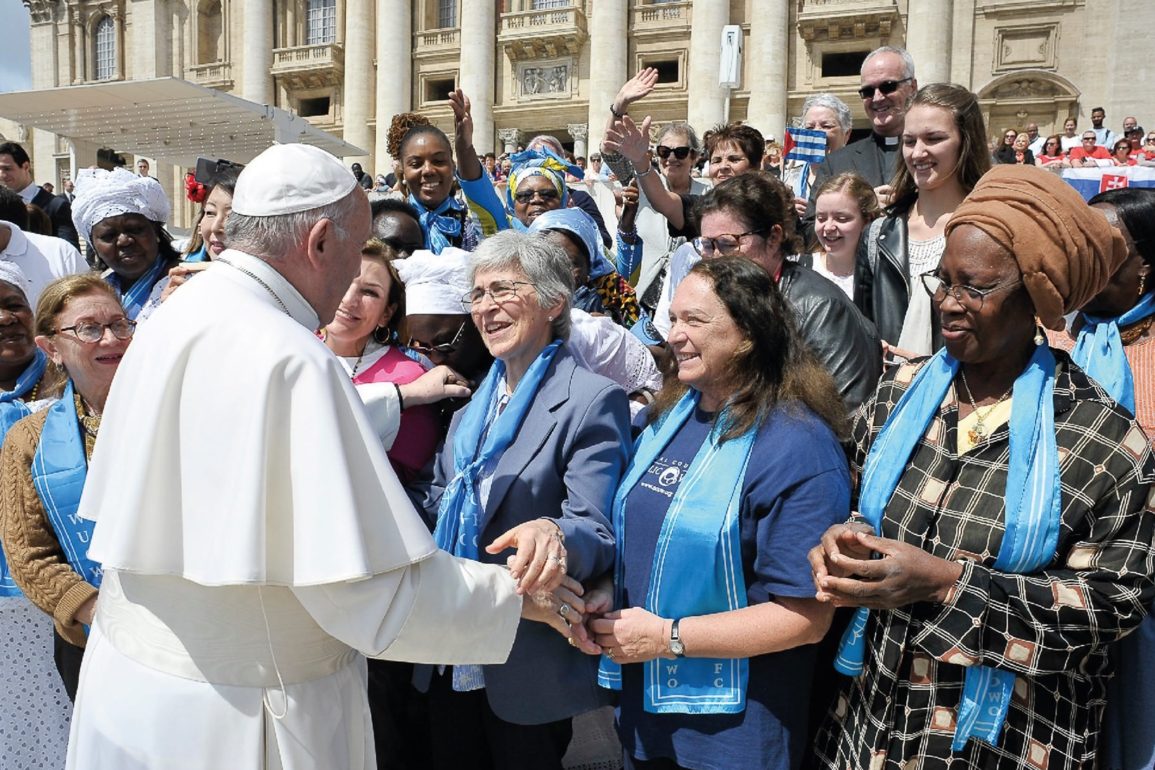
[783,127,827,164]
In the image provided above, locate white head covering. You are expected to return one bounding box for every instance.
[0,260,29,297]
[232,144,358,217]
[71,167,171,244]
[395,247,471,315]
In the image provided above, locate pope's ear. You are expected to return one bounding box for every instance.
[304,217,336,266]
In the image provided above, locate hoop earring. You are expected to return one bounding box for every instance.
[372,325,390,344]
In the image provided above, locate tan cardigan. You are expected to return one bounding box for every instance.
[0,407,97,647]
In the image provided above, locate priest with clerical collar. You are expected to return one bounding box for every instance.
[808,46,919,214]
[65,143,585,770]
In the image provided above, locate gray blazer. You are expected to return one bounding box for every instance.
[415,346,631,725]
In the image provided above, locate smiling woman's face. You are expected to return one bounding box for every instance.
[90,214,161,281]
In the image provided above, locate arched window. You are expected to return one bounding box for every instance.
[305,0,336,45]
[197,0,224,64]
[94,15,116,80]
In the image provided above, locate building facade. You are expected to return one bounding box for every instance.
[8,0,1155,224]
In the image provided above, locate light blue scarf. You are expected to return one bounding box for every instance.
[834,346,1060,750]
[598,390,755,714]
[0,349,49,597]
[105,256,167,320]
[434,340,563,560]
[527,208,615,280]
[29,380,103,595]
[408,193,465,255]
[1071,292,1155,415]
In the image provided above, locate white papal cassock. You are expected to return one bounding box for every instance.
[67,250,523,769]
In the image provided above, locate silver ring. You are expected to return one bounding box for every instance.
[606,648,616,660]
[548,555,562,564]
[558,602,572,619]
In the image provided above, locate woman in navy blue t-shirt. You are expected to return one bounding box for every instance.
[589,257,852,770]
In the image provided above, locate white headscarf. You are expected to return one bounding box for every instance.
[395,247,472,315]
[71,167,171,244]
[0,260,29,297]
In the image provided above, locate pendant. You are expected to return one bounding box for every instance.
[967,424,985,444]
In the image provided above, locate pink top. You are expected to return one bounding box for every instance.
[353,346,441,483]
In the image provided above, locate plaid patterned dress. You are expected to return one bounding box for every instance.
[811,352,1155,770]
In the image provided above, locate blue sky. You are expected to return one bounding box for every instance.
[0,0,32,93]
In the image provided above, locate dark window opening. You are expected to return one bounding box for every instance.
[425,77,455,103]
[821,51,868,78]
[298,97,331,117]
[644,60,679,85]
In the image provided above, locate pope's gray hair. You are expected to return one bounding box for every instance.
[225,189,361,258]
[801,93,853,133]
[468,230,573,341]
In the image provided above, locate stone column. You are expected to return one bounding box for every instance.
[746,1,789,142]
[567,123,588,159]
[71,10,86,84]
[129,0,171,79]
[687,1,729,132]
[343,0,374,166]
[584,0,627,154]
[905,0,953,85]
[499,128,523,155]
[374,0,411,170]
[241,0,273,104]
[459,0,497,154]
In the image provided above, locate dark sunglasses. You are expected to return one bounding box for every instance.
[857,77,912,100]
[513,188,560,204]
[655,145,693,160]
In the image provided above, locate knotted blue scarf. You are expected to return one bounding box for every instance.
[408,193,465,255]
[834,346,1060,750]
[598,390,755,714]
[29,380,103,596]
[105,256,167,320]
[1071,292,1155,415]
[528,208,615,280]
[0,349,48,597]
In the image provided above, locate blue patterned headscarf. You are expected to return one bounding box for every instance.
[506,148,582,211]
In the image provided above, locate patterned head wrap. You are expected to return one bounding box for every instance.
[0,260,28,296]
[71,167,171,244]
[506,148,581,211]
[946,164,1129,329]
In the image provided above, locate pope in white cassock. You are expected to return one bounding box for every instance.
[65,144,577,769]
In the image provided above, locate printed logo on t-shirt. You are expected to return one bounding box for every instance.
[639,456,689,499]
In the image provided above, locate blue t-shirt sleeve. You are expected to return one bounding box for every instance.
[741,409,851,603]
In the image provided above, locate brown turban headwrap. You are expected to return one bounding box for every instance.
[945,164,1128,329]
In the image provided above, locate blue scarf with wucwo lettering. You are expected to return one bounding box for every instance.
[0,349,48,597]
[29,380,103,594]
[598,389,756,714]
[834,346,1060,750]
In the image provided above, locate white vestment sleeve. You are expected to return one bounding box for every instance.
[353,381,402,450]
[292,550,522,665]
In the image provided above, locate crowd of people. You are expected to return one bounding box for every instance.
[0,43,1153,770]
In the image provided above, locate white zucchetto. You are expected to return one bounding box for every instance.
[232,144,358,217]
[394,247,472,316]
[71,167,171,244]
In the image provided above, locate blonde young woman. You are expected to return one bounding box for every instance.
[810,173,881,299]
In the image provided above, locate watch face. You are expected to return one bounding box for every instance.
[670,639,685,656]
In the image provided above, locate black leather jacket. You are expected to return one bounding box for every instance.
[779,261,882,411]
[854,206,944,351]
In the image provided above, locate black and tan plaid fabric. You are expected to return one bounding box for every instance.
[811,352,1155,770]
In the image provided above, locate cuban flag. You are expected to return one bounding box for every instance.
[1062,167,1155,201]
[783,127,827,164]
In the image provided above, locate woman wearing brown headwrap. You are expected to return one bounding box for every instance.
[808,165,1155,770]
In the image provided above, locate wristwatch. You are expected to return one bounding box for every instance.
[669,619,685,657]
[610,103,626,119]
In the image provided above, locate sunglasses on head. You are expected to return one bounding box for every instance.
[857,77,912,100]
[656,145,693,160]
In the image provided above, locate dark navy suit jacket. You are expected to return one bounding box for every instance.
[415,346,630,725]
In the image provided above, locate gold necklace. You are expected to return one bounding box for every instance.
[958,368,1014,445]
[1120,315,1155,346]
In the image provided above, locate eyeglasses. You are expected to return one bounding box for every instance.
[691,231,766,257]
[656,145,693,160]
[1082,136,1097,142]
[461,280,536,310]
[406,321,467,358]
[857,77,913,100]
[513,188,560,204]
[921,271,1022,311]
[54,318,136,343]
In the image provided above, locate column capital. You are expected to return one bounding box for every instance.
[498,128,523,145]
[566,123,588,141]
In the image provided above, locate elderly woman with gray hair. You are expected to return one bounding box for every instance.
[785,93,854,217]
[416,230,631,769]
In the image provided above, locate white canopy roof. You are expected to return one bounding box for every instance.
[0,78,364,164]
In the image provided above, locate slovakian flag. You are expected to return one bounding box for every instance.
[783,127,827,164]
[1061,167,1155,201]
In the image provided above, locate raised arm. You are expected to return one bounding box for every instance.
[604,115,687,231]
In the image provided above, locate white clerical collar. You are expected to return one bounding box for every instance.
[215,249,320,330]
[883,135,899,146]
[0,220,28,258]
[18,182,37,204]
